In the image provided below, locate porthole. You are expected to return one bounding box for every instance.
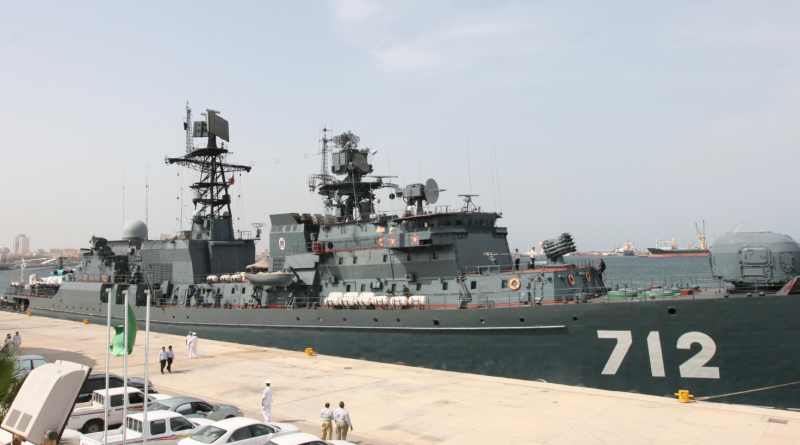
[318,317,322,321]
[572,316,578,322]
[433,319,440,326]
[396,318,401,322]
[343,318,347,321]
[480,319,485,324]
[373,318,378,322]
[667,307,677,316]
[519,318,525,323]
[296,317,300,321]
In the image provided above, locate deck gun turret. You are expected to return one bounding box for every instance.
[542,233,577,265]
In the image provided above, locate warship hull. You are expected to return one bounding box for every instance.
[647,248,709,257]
[19,284,800,410]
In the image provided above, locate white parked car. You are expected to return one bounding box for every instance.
[266,432,355,445]
[178,417,299,445]
[69,387,171,433]
[80,411,211,445]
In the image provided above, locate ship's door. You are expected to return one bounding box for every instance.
[742,247,770,277]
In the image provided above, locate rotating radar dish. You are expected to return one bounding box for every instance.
[425,178,441,204]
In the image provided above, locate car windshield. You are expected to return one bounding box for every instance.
[147,403,169,412]
[190,426,228,444]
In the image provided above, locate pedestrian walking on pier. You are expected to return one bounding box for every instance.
[189,333,198,358]
[334,401,353,440]
[185,331,193,358]
[166,345,174,372]
[12,332,21,348]
[261,380,273,422]
[159,347,168,374]
[320,402,333,440]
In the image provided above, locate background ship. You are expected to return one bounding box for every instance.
[648,223,710,257]
[4,107,800,410]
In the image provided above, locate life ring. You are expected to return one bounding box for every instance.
[83,275,88,281]
[567,275,575,286]
[378,237,385,247]
[101,275,108,283]
[509,278,521,290]
[585,271,591,282]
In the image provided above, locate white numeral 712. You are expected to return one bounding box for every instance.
[597,331,719,379]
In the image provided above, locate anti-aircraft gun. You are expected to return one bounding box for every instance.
[542,233,577,265]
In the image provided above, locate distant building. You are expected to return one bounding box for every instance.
[49,248,81,258]
[158,233,172,240]
[12,234,30,255]
[0,247,9,254]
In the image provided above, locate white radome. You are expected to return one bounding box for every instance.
[122,220,148,240]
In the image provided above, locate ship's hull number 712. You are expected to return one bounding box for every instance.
[597,331,720,379]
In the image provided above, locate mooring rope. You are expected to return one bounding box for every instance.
[695,380,800,401]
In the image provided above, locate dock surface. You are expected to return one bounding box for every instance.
[4,311,800,445]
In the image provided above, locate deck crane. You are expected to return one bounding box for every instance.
[695,221,707,250]
[733,221,743,234]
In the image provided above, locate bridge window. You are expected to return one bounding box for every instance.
[360,284,365,291]
[242,288,246,294]
[442,282,448,291]
[382,255,388,263]
[346,285,351,292]
[407,254,412,261]
[391,284,396,292]
[471,281,477,290]
[501,280,508,289]
[338,257,343,265]
[416,283,422,291]
[231,287,235,294]
[353,257,358,264]
[432,252,437,260]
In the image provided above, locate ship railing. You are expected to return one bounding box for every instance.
[3,286,58,298]
[461,259,599,275]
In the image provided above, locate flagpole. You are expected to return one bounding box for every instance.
[143,281,151,445]
[103,289,112,445]
[122,291,128,445]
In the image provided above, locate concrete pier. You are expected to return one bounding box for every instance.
[4,311,800,445]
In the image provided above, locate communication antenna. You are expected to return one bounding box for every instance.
[466,135,473,195]
[145,165,149,231]
[185,102,193,154]
[489,152,496,212]
[122,169,125,225]
[493,144,502,213]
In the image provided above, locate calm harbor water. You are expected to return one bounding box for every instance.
[0,256,714,292]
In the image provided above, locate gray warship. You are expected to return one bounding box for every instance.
[5,107,800,409]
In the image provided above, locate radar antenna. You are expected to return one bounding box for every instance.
[311,130,396,222]
[166,108,251,220]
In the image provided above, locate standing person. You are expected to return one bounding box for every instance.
[189,332,198,358]
[513,249,521,270]
[261,380,273,422]
[597,259,606,281]
[12,332,21,348]
[158,347,168,374]
[334,401,353,440]
[530,247,538,269]
[185,331,193,358]
[166,346,174,373]
[2,334,12,353]
[320,402,333,440]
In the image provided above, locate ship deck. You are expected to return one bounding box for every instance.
[5,311,800,445]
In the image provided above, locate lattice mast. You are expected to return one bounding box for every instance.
[166,109,251,220]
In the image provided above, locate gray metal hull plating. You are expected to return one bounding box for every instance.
[24,285,800,409]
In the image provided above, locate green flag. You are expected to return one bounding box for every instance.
[110,303,138,356]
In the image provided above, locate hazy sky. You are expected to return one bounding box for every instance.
[1,1,798,252]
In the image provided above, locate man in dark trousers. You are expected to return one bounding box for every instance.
[597,259,606,281]
[166,345,175,373]
[159,346,168,374]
